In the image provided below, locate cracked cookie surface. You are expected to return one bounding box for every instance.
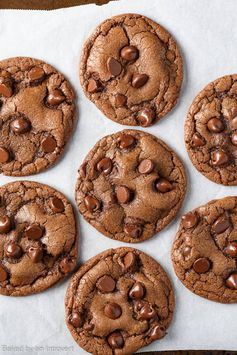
[0,57,75,176]
[65,247,174,355]
[185,74,237,185]
[172,196,237,303]
[75,129,186,243]
[80,13,183,127]
[0,181,78,296]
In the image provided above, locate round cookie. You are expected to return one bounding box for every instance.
[75,129,186,243]
[185,74,237,185]
[172,196,237,303]
[65,247,174,354]
[80,13,183,127]
[0,57,75,176]
[0,181,78,296]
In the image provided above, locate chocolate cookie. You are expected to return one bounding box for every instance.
[75,129,186,243]
[65,247,174,354]
[0,181,78,296]
[185,74,237,185]
[172,196,237,303]
[0,57,75,176]
[80,13,183,127]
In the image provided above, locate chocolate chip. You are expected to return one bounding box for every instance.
[211,150,229,166]
[107,57,122,77]
[47,89,65,106]
[0,147,11,164]
[212,216,230,234]
[129,282,145,299]
[85,195,100,212]
[132,74,149,88]
[0,264,8,282]
[123,251,137,270]
[60,258,72,274]
[116,186,133,204]
[124,224,142,239]
[97,157,112,175]
[182,213,198,229]
[28,246,43,263]
[120,45,139,61]
[118,134,135,149]
[28,67,45,82]
[226,273,237,289]
[25,224,44,240]
[84,323,94,331]
[107,331,124,349]
[231,117,237,129]
[49,197,65,213]
[138,159,154,174]
[139,303,156,320]
[155,178,172,193]
[104,303,122,319]
[231,132,237,146]
[182,246,192,257]
[0,215,12,234]
[0,79,12,98]
[191,133,205,147]
[41,137,57,153]
[114,93,127,108]
[97,275,116,293]
[224,242,237,258]
[207,117,224,133]
[87,78,101,93]
[150,325,165,340]
[69,312,81,327]
[5,242,22,258]
[193,257,211,273]
[10,117,31,134]
[137,108,155,127]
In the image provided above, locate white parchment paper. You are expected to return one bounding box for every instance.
[0,0,237,353]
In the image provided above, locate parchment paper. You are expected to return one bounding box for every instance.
[0,0,237,354]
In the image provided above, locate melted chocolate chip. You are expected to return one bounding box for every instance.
[85,195,100,212]
[226,273,237,289]
[114,93,127,108]
[182,246,192,257]
[224,242,237,258]
[60,258,72,274]
[211,150,229,166]
[138,159,154,174]
[28,246,43,263]
[0,264,8,282]
[0,79,12,98]
[155,178,172,193]
[97,275,116,293]
[182,213,198,229]
[212,216,230,234]
[150,325,165,340]
[120,45,139,61]
[118,134,135,149]
[231,132,237,146]
[69,312,81,327]
[0,215,12,234]
[0,147,11,164]
[107,331,124,349]
[129,282,145,299]
[207,117,224,133]
[107,57,122,77]
[123,251,137,270]
[132,74,149,88]
[28,67,45,82]
[191,133,205,147]
[139,303,156,320]
[104,303,122,319]
[25,224,44,240]
[5,242,22,258]
[124,224,142,239]
[116,186,133,204]
[11,117,31,134]
[97,157,112,175]
[87,78,101,93]
[137,108,155,127]
[41,137,57,153]
[193,257,211,273]
[47,89,65,106]
[49,197,65,213]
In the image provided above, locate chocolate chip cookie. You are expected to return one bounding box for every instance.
[75,129,186,243]
[65,247,174,354]
[0,181,78,296]
[185,74,237,185]
[80,13,183,127]
[0,57,75,176]
[172,196,237,303]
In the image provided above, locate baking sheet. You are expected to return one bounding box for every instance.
[0,0,237,353]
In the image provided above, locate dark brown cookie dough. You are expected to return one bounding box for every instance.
[172,196,237,303]
[0,181,78,296]
[75,129,186,243]
[0,57,75,176]
[80,13,183,127]
[185,74,237,185]
[65,247,174,354]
